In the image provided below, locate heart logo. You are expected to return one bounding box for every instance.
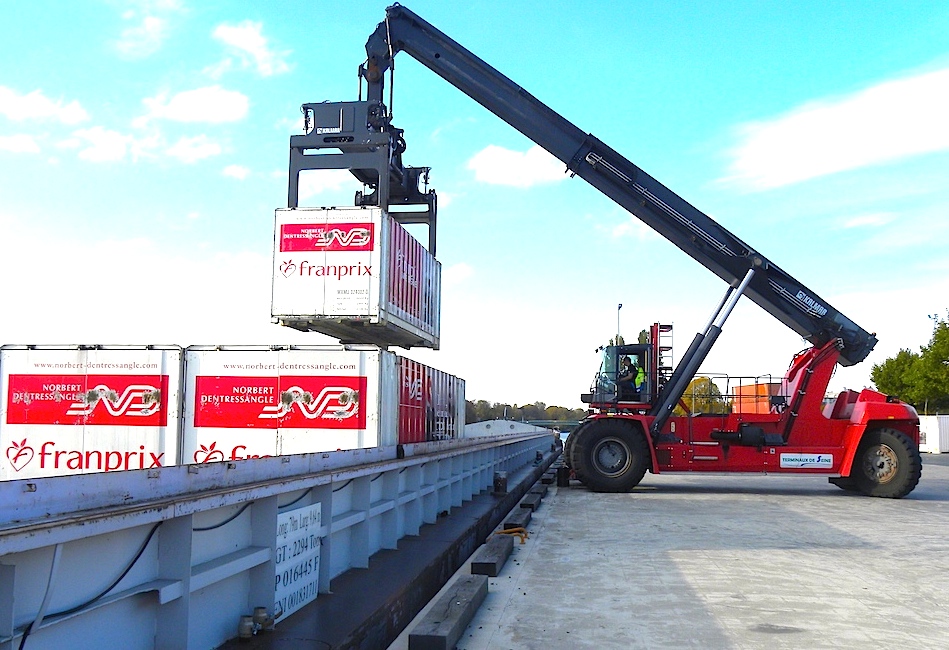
[280,260,296,277]
[7,439,35,472]
[194,442,225,463]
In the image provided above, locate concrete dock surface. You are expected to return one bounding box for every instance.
[391,455,949,650]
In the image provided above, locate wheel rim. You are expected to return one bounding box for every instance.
[862,443,899,484]
[591,436,632,478]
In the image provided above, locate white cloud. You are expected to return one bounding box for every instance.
[435,191,454,208]
[73,126,129,162]
[116,16,168,57]
[297,169,360,200]
[223,164,250,179]
[0,134,40,154]
[0,221,312,347]
[129,129,164,160]
[210,21,291,77]
[466,144,566,187]
[443,262,474,288]
[609,217,657,241]
[113,0,182,58]
[0,86,89,124]
[138,86,249,125]
[724,67,949,190]
[840,212,895,229]
[166,135,221,163]
[275,115,304,133]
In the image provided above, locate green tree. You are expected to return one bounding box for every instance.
[872,314,949,413]
[674,376,729,415]
[917,319,949,412]
[870,349,922,405]
[465,400,587,423]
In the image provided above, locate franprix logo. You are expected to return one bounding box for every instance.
[4,437,164,474]
[193,375,367,430]
[280,223,375,252]
[193,442,225,463]
[260,386,359,421]
[193,441,271,463]
[7,439,33,472]
[278,259,372,280]
[6,374,169,426]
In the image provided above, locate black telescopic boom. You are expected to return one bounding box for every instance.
[364,4,876,366]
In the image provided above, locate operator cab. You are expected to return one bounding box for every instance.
[581,343,653,406]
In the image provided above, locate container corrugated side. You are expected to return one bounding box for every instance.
[396,358,465,444]
[271,207,441,349]
[920,414,949,454]
[0,345,182,480]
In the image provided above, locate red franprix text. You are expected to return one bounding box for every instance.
[37,442,163,471]
[295,261,372,279]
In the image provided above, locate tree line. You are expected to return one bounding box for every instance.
[465,400,587,424]
[872,314,949,414]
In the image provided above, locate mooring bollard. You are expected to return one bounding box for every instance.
[493,471,508,495]
[556,466,571,487]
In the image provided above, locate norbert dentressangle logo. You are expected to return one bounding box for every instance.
[259,386,359,421]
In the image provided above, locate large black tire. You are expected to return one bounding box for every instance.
[851,427,922,498]
[565,423,593,482]
[563,426,580,469]
[573,419,650,493]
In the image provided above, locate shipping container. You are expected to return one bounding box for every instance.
[919,415,949,454]
[271,207,441,349]
[0,345,182,480]
[1,345,463,479]
[182,346,464,464]
[397,358,465,443]
[730,382,782,415]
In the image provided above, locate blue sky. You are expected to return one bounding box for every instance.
[2,0,948,408]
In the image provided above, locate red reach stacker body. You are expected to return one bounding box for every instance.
[571,325,920,497]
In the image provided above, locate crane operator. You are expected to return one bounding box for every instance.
[618,355,645,399]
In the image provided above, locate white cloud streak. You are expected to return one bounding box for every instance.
[0,86,89,124]
[840,212,896,229]
[297,169,360,201]
[609,217,657,241]
[0,134,40,153]
[222,164,250,180]
[73,126,129,162]
[210,21,291,77]
[116,15,169,57]
[443,262,474,288]
[166,135,222,163]
[0,222,303,346]
[724,67,949,190]
[114,0,182,58]
[138,86,249,125]
[467,144,566,187]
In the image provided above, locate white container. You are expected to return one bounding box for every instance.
[271,207,441,349]
[919,415,949,454]
[0,345,182,480]
[183,346,396,462]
